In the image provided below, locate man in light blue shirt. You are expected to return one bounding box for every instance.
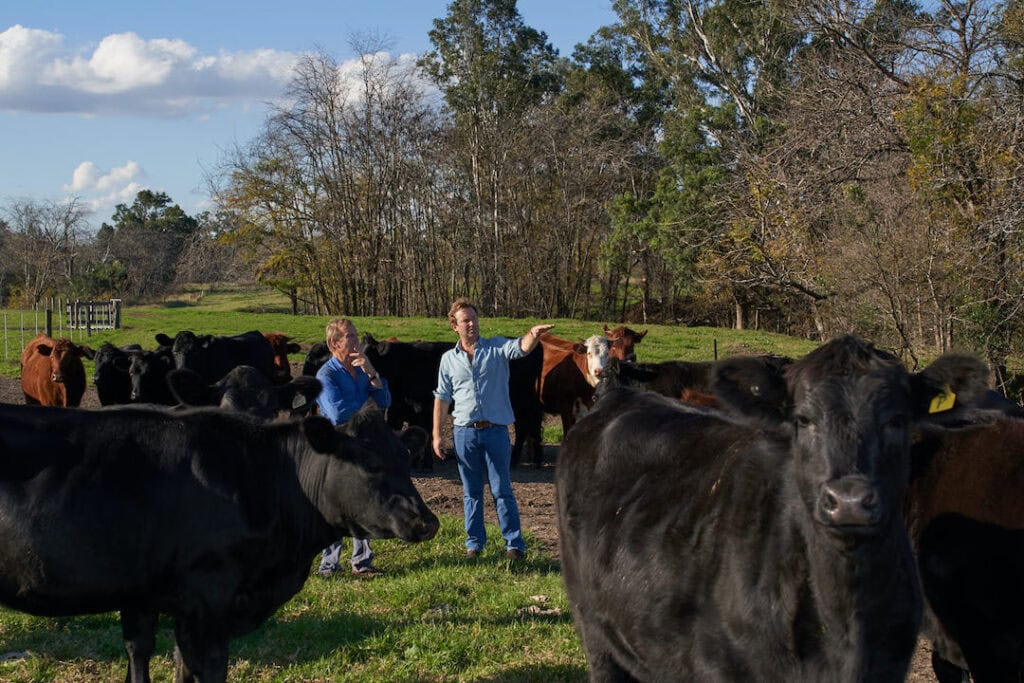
[315,318,390,578]
[432,297,553,560]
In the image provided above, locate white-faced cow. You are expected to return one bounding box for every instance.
[20,333,95,407]
[0,403,439,683]
[538,333,610,436]
[558,335,989,682]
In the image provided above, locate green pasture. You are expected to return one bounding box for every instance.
[0,519,581,683]
[0,284,820,380]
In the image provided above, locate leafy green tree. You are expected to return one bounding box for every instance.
[100,190,199,298]
[419,0,563,313]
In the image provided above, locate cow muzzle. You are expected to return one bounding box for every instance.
[51,372,64,384]
[818,476,881,528]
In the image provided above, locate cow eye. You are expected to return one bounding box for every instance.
[794,414,812,429]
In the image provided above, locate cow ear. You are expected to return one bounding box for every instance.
[155,333,173,347]
[302,415,342,453]
[638,329,648,340]
[78,345,95,360]
[711,356,790,423]
[603,324,611,334]
[286,342,302,354]
[280,376,322,416]
[36,344,53,356]
[167,368,219,407]
[910,353,989,418]
[573,342,586,354]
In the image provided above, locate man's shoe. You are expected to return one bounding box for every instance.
[505,549,525,561]
[466,549,481,559]
[317,567,340,578]
[351,566,384,579]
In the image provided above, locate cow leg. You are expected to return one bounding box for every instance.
[120,608,158,683]
[173,618,229,683]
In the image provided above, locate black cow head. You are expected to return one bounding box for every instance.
[301,407,438,543]
[712,336,988,535]
[167,365,322,420]
[129,348,176,404]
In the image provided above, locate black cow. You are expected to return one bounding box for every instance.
[360,334,450,472]
[595,356,716,401]
[128,343,177,405]
[0,403,438,683]
[509,347,544,467]
[92,342,142,406]
[302,341,331,378]
[906,414,1024,683]
[558,336,989,681]
[167,365,322,420]
[156,330,276,383]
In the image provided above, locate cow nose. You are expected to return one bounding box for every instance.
[819,477,880,527]
[51,373,64,383]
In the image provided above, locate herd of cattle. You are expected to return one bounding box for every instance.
[6,326,1024,681]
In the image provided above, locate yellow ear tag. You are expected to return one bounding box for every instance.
[928,385,956,414]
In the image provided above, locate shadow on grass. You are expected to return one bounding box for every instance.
[0,610,386,669]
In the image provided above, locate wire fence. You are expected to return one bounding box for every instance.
[1,299,121,361]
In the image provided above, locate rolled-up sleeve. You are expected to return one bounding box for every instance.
[434,354,453,403]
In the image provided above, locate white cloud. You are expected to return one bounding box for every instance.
[62,160,148,217]
[0,24,300,116]
[64,160,145,194]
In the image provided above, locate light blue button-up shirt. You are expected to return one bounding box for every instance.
[434,336,526,426]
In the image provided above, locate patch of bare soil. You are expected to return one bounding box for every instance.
[0,373,939,680]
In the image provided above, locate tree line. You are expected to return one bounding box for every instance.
[3,0,1023,387]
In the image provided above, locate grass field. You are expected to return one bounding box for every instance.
[0,284,820,379]
[0,519,582,683]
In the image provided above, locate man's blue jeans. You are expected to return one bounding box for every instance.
[453,424,525,553]
[319,538,373,573]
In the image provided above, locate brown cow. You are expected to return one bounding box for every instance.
[20,334,94,407]
[538,334,610,435]
[905,415,1024,682]
[603,324,647,361]
[262,332,302,385]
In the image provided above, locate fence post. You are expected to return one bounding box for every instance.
[3,313,7,361]
[45,309,52,338]
[112,298,122,329]
[86,303,93,338]
[20,311,24,349]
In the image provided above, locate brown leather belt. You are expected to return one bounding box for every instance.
[465,420,495,429]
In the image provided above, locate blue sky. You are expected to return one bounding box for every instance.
[0,1,618,228]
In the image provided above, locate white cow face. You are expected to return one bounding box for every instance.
[581,335,610,387]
